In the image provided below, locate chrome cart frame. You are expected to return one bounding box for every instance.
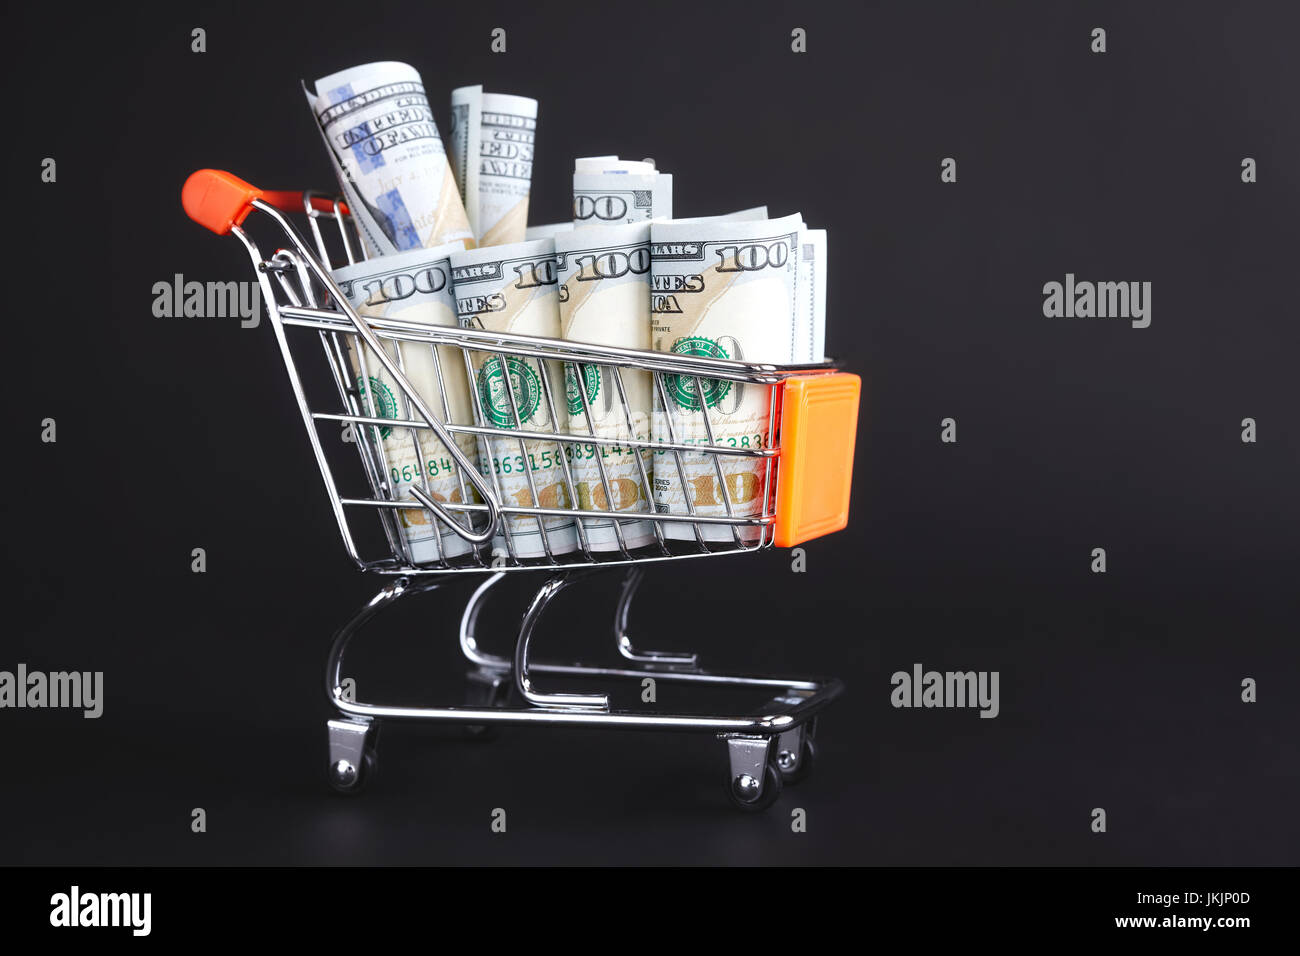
[183,169,856,811]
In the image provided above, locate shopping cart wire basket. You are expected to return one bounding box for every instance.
[183,168,861,811]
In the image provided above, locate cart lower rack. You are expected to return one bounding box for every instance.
[183,169,861,811]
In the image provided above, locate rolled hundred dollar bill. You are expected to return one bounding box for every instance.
[649,213,805,542]
[304,61,474,257]
[333,243,481,562]
[573,156,673,225]
[451,239,578,559]
[654,210,821,360]
[448,86,538,247]
[555,223,656,551]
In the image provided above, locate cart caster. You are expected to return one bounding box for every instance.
[723,735,784,812]
[729,761,783,812]
[327,718,378,795]
[328,749,377,795]
[775,727,817,785]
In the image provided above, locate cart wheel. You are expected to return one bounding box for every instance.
[328,748,377,796]
[728,760,784,812]
[776,734,817,785]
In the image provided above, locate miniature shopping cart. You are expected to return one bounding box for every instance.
[182,169,861,811]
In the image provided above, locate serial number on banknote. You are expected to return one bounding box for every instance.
[485,444,643,475]
[390,457,460,485]
[652,433,766,451]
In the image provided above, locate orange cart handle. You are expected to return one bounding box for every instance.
[774,372,861,547]
[182,168,349,235]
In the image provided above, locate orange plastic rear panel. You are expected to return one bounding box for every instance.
[774,373,861,547]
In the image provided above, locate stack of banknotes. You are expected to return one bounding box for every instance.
[304,61,827,560]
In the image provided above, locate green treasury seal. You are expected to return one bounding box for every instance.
[477,356,543,427]
[356,375,398,439]
[565,363,602,416]
[665,336,732,410]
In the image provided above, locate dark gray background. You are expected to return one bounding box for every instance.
[3,0,1297,864]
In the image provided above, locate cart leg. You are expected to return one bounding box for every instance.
[324,575,445,793]
[613,567,699,667]
[721,734,784,812]
[515,572,609,709]
[326,575,448,713]
[458,571,511,670]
